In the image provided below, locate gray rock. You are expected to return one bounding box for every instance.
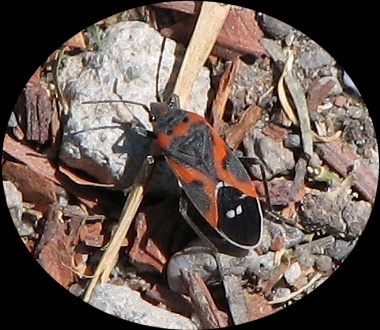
[59,21,209,192]
[244,129,295,180]
[259,14,293,39]
[342,200,371,238]
[318,76,343,95]
[284,262,301,285]
[326,239,356,261]
[3,180,34,236]
[315,255,333,272]
[301,191,347,235]
[272,287,291,300]
[261,220,304,251]
[347,106,364,119]
[298,47,333,70]
[297,250,316,269]
[167,243,218,294]
[89,283,196,329]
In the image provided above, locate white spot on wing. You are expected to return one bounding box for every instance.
[226,209,235,218]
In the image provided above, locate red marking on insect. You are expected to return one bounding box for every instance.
[148,101,263,249]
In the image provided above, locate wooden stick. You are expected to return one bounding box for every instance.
[172,2,231,108]
[82,151,157,302]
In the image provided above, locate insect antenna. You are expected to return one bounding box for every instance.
[155,36,167,102]
[82,78,151,115]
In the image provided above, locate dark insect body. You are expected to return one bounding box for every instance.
[149,102,262,249]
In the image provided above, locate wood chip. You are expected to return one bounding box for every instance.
[307,79,336,114]
[222,274,251,326]
[2,161,57,212]
[210,59,240,132]
[145,284,194,317]
[225,104,262,150]
[36,208,75,288]
[63,31,87,49]
[314,138,377,204]
[180,269,228,328]
[59,165,114,188]
[152,1,198,14]
[3,133,60,185]
[216,7,266,57]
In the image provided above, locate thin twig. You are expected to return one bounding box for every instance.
[82,146,158,302]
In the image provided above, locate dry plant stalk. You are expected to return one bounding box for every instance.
[173,2,231,107]
[83,2,232,303]
[82,149,157,302]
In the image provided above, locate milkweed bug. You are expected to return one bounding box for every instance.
[122,94,264,250]
[84,39,263,250]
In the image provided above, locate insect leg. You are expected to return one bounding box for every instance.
[168,94,181,108]
[239,157,304,230]
[239,156,273,211]
[122,154,165,195]
[179,195,227,278]
[134,125,157,139]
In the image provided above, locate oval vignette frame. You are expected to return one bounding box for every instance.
[2,2,378,329]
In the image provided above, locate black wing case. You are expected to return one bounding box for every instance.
[217,184,262,248]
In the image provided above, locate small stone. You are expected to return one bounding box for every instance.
[167,243,218,294]
[284,262,301,285]
[334,95,347,107]
[4,180,34,237]
[318,76,343,95]
[297,250,316,269]
[315,255,333,272]
[272,287,291,300]
[326,239,355,261]
[342,200,371,238]
[259,14,293,39]
[347,106,364,119]
[298,48,333,70]
[244,129,295,180]
[283,134,301,149]
[89,283,197,329]
[8,111,18,128]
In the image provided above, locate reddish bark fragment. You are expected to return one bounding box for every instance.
[2,161,57,213]
[262,123,291,142]
[24,81,53,144]
[225,104,262,150]
[307,79,336,114]
[314,138,377,204]
[159,4,266,58]
[63,31,87,49]
[217,7,266,57]
[152,1,198,14]
[79,222,105,247]
[245,293,274,321]
[37,208,75,288]
[210,59,239,132]
[3,134,60,185]
[180,269,229,328]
